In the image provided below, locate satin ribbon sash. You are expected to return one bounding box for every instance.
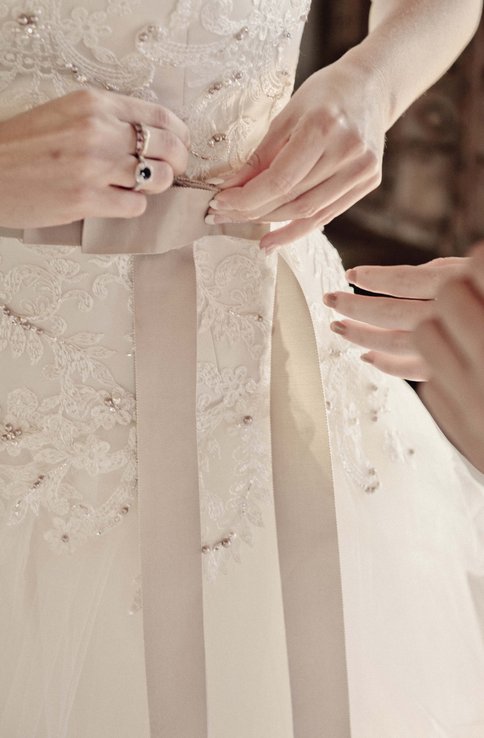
[0,186,266,253]
[0,185,350,736]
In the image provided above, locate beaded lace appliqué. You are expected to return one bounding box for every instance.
[0,0,155,116]
[0,242,136,553]
[194,237,275,580]
[282,234,416,496]
[134,0,311,177]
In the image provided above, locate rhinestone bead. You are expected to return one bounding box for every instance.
[243,415,253,425]
[120,505,130,515]
[16,13,30,25]
[201,545,211,555]
[365,483,379,494]
[61,534,70,543]
[221,537,232,548]
[138,31,149,42]
[209,132,227,147]
[208,81,223,94]
[234,26,249,41]
[32,474,45,489]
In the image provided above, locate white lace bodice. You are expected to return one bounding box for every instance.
[0,0,310,177]
[0,0,310,569]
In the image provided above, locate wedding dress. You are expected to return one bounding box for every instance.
[1,1,484,736]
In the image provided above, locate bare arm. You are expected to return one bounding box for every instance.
[362,0,483,127]
[209,0,482,248]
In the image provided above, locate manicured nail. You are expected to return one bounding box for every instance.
[361,354,374,364]
[208,199,221,210]
[330,321,346,335]
[345,269,356,283]
[205,177,225,185]
[205,214,234,225]
[323,293,337,307]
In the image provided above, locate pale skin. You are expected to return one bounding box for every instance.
[0,89,190,228]
[324,248,484,473]
[0,1,481,231]
[207,0,483,251]
[416,246,484,474]
[323,257,469,381]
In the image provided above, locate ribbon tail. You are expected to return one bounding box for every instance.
[271,258,351,737]
[134,247,207,738]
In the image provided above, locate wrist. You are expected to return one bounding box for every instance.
[336,46,395,130]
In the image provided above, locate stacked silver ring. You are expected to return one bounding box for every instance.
[131,122,153,191]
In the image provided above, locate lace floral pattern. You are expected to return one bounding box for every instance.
[135,0,310,175]
[194,237,275,580]
[0,0,310,178]
[0,0,154,117]
[0,239,137,552]
[0,0,422,588]
[282,234,417,496]
[0,0,311,576]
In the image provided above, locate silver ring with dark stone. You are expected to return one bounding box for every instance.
[133,155,153,191]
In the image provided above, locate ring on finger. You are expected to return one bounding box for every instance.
[133,155,153,191]
[132,121,151,157]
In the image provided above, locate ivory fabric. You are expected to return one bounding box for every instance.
[271,258,350,737]
[1,2,484,737]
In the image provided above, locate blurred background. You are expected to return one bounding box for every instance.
[296,0,484,269]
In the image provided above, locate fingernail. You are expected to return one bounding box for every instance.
[345,269,356,283]
[205,214,234,225]
[323,293,337,307]
[361,354,374,364]
[330,321,346,335]
[205,177,225,185]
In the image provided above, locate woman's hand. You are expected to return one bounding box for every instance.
[416,246,484,474]
[322,257,468,381]
[205,60,388,251]
[0,89,190,229]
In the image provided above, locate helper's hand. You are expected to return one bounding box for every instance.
[0,89,190,228]
[205,60,387,251]
[416,245,484,474]
[323,257,468,381]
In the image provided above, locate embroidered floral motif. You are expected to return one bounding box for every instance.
[0,0,155,116]
[195,238,274,580]
[135,0,310,176]
[0,240,136,552]
[0,1,415,588]
[281,234,413,496]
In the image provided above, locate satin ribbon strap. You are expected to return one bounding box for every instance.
[2,186,267,255]
[134,246,207,738]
